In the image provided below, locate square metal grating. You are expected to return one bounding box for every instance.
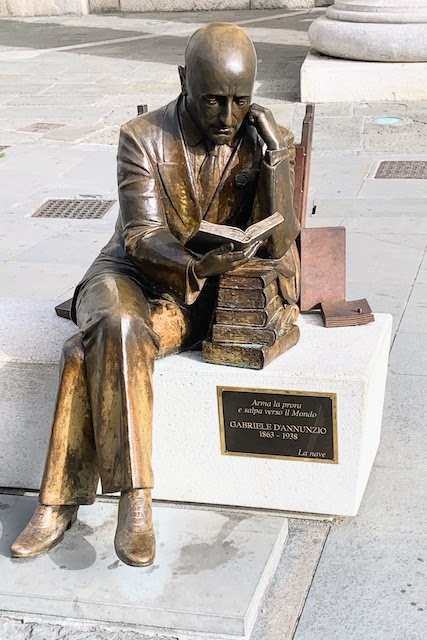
[375,161,427,180]
[32,199,116,219]
[19,122,65,133]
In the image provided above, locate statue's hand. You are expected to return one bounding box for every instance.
[247,103,283,151]
[193,241,261,279]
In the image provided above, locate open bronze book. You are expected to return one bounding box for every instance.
[321,299,374,328]
[188,211,283,251]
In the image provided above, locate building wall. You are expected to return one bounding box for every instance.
[92,0,332,11]
[0,0,89,15]
[0,0,332,16]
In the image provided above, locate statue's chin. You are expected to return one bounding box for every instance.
[209,132,235,146]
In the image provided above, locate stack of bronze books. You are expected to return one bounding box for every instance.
[203,266,300,370]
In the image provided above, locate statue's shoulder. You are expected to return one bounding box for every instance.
[121,103,169,143]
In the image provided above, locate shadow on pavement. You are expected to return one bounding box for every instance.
[0,18,310,101]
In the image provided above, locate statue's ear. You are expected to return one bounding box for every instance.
[178,66,186,95]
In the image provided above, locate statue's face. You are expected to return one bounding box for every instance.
[183,64,255,146]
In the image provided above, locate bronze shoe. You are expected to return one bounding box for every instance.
[114,489,155,567]
[11,504,78,559]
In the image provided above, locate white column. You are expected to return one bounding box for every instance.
[309,0,427,62]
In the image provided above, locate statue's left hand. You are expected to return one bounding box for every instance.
[247,104,284,151]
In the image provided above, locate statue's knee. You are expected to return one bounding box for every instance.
[97,311,159,349]
[62,334,84,365]
[120,312,160,350]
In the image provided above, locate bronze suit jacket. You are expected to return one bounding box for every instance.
[71,96,300,321]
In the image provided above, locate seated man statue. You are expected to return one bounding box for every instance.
[11,22,300,567]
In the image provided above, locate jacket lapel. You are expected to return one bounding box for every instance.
[158,98,201,236]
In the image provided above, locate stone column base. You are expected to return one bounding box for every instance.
[309,14,427,62]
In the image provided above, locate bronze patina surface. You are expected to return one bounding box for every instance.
[299,226,346,312]
[11,22,300,566]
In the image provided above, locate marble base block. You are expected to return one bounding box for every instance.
[0,299,392,517]
[301,51,427,103]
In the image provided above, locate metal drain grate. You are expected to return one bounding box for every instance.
[32,199,116,219]
[0,145,10,152]
[19,122,65,133]
[375,161,427,180]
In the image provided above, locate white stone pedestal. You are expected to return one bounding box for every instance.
[0,299,392,517]
[301,50,427,102]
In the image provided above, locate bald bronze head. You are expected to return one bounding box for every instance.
[179,23,257,146]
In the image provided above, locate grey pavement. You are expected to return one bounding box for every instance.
[0,7,426,640]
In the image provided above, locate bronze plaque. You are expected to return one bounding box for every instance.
[218,386,338,464]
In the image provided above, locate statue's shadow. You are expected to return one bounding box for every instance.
[0,495,97,571]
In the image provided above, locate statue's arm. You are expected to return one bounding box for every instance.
[117,124,205,304]
[252,126,300,259]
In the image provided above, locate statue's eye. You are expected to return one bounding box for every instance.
[236,98,248,107]
[205,97,218,106]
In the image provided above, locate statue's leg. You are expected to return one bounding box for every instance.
[12,272,191,563]
[76,274,160,495]
[75,273,191,567]
[11,333,98,558]
[40,332,98,505]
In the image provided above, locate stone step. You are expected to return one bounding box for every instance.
[0,494,288,639]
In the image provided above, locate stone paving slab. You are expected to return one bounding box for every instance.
[0,262,86,299]
[346,282,411,337]
[358,178,427,199]
[376,371,427,471]
[345,232,424,286]
[342,216,427,235]
[294,464,427,640]
[8,229,113,265]
[314,197,427,218]
[0,363,60,488]
[398,283,427,334]
[389,332,427,377]
[295,529,427,640]
[417,254,427,285]
[0,515,331,640]
[0,495,289,638]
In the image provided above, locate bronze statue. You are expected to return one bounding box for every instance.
[11,22,300,567]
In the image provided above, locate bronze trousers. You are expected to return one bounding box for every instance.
[39,272,206,506]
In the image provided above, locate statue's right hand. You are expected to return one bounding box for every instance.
[193,241,261,279]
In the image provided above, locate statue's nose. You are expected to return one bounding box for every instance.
[220,101,233,127]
